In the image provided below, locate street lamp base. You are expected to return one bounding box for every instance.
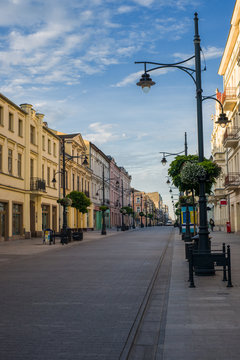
[101,230,107,235]
[195,266,215,276]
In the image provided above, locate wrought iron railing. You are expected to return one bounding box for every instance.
[224,173,240,187]
[30,178,46,191]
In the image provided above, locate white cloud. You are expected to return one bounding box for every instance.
[202,46,223,60]
[132,0,155,6]
[117,6,135,14]
[84,122,119,144]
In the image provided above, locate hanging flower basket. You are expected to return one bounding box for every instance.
[57,197,72,207]
[139,211,145,217]
[180,162,207,187]
[99,205,109,212]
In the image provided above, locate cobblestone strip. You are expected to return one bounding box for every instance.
[119,229,175,360]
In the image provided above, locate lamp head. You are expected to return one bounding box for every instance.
[161,156,167,166]
[52,177,56,184]
[82,156,88,166]
[166,179,170,185]
[136,72,155,93]
[215,113,230,128]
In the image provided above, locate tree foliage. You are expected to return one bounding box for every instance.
[67,191,91,214]
[120,206,133,215]
[168,155,221,195]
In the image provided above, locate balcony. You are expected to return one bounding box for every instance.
[30,178,46,192]
[212,149,225,163]
[219,87,237,112]
[223,127,239,148]
[214,188,226,198]
[224,173,240,190]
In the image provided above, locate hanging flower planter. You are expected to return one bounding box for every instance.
[99,205,109,212]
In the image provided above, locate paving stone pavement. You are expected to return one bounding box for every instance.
[1,228,240,359]
[161,230,240,360]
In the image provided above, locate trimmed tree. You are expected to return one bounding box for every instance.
[168,155,221,195]
[66,191,91,228]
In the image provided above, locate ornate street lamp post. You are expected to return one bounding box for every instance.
[135,13,229,274]
[132,189,136,229]
[140,194,144,227]
[52,137,88,244]
[96,164,119,235]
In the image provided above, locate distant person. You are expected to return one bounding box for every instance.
[209,218,215,231]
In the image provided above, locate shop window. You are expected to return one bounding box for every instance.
[12,204,23,235]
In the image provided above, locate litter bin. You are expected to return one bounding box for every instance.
[43,229,54,245]
[226,221,231,233]
[72,231,83,241]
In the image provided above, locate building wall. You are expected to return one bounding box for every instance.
[212,0,240,232]
[0,94,60,240]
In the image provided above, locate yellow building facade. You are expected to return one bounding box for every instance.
[0,94,60,240]
[212,0,240,232]
[56,133,94,230]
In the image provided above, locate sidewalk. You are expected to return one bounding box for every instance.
[161,230,240,360]
[0,228,122,256]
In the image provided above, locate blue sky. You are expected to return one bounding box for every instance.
[0,0,236,216]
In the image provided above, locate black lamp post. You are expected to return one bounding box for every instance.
[132,189,136,229]
[140,194,144,227]
[96,164,119,235]
[135,13,227,274]
[52,137,88,244]
[121,179,125,231]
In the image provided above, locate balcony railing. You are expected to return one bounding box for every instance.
[223,126,239,148]
[224,173,240,190]
[217,88,237,111]
[30,178,46,192]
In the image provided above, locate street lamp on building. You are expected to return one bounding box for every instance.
[135,13,216,274]
[52,137,89,244]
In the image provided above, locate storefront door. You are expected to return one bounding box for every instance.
[0,202,7,241]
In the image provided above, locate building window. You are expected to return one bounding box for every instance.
[18,119,23,137]
[136,197,140,203]
[53,142,56,157]
[72,173,75,190]
[17,153,22,177]
[12,204,23,235]
[137,207,141,213]
[30,125,35,144]
[48,139,51,154]
[30,158,34,178]
[0,145,2,172]
[42,164,44,180]
[9,112,14,131]
[42,135,45,150]
[8,149,13,174]
[77,176,80,191]
[0,106,3,126]
[77,152,79,164]
[47,167,50,186]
